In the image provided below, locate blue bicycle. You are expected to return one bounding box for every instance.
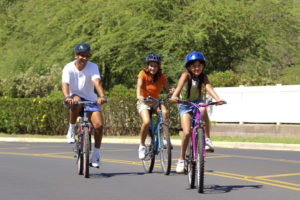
[142,95,172,175]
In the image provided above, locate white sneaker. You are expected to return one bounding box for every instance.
[205,138,214,152]
[176,160,185,174]
[91,152,100,168]
[66,127,76,144]
[138,145,146,160]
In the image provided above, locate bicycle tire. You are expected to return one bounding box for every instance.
[76,134,83,175]
[186,138,195,188]
[159,124,171,175]
[196,127,205,193]
[83,126,90,178]
[142,129,155,173]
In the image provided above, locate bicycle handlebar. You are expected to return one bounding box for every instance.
[142,94,172,103]
[63,100,106,105]
[73,101,97,105]
[176,99,218,108]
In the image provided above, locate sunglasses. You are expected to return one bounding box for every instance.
[77,53,91,58]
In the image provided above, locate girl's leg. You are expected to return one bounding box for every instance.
[201,107,210,138]
[176,113,191,173]
[157,104,169,126]
[179,113,191,160]
[201,107,214,152]
[139,109,151,146]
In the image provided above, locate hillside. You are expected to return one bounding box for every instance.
[0,0,299,97]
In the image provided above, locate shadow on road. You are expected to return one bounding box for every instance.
[203,184,263,194]
[89,172,146,178]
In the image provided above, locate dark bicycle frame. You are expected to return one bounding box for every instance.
[72,101,96,178]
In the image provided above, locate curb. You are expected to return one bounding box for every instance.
[1,137,300,151]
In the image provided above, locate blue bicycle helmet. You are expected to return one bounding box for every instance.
[146,53,162,64]
[74,43,91,54]
[185,51,205,66]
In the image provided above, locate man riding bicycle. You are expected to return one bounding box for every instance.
[62,43,107,168]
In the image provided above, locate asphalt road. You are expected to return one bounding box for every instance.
[0,142,299,200]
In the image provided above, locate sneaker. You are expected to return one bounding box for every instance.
[176,160,185,174]
[205,138,214,152]
[66,127,76,144]
[138,145,146,160]
[91,152,100,168]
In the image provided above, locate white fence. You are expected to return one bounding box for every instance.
[207,84,300,124]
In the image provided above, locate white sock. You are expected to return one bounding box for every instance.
[93,148,100,156]
[69,123,76,129]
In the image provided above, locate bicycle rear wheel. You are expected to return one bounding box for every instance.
[196,128,205,193]
[159,124,171,175]
[76,134,83,175]
[186,138,195,188]
[83,127,90,178]
[142,131,155,173]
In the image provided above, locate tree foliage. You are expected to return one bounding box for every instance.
[0,0,299,97]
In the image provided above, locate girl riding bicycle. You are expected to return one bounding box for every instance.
[170,51,226,173]
[136,53,174,160]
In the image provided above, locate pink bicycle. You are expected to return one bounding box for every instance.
[177,100,218,193]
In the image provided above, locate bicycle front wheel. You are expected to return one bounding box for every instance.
[83,127,90,178]
[159,124,171,175]
[142,132,155,173]
[186,138,195,188]
[196,127,205,193]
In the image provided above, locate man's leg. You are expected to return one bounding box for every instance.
[67,96,82,143]
[89,111,103,168]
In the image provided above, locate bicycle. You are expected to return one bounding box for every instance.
[71,101,96,178]
[176,99,218,193]
[141,95,172,175]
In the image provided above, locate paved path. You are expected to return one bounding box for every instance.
[0,142,299,200]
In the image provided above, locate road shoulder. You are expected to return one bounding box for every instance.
[1,137,300,151]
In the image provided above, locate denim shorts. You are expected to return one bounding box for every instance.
[68,95,101,112]
[178,98,204,117]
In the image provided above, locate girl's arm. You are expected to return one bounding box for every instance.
[205,83,226,105]
[170,72,189,102]
[136,78,144,101]
[164,81,175,93]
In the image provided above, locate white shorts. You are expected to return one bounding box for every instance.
[136,100,159,114]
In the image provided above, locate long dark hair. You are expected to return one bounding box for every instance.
[186,60,206,100]
[143,64,162,83]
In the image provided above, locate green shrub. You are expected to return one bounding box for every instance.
[1,66,61,98]
[0,97,68,134]
[208,70,239,87]
[0,95,181,136]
